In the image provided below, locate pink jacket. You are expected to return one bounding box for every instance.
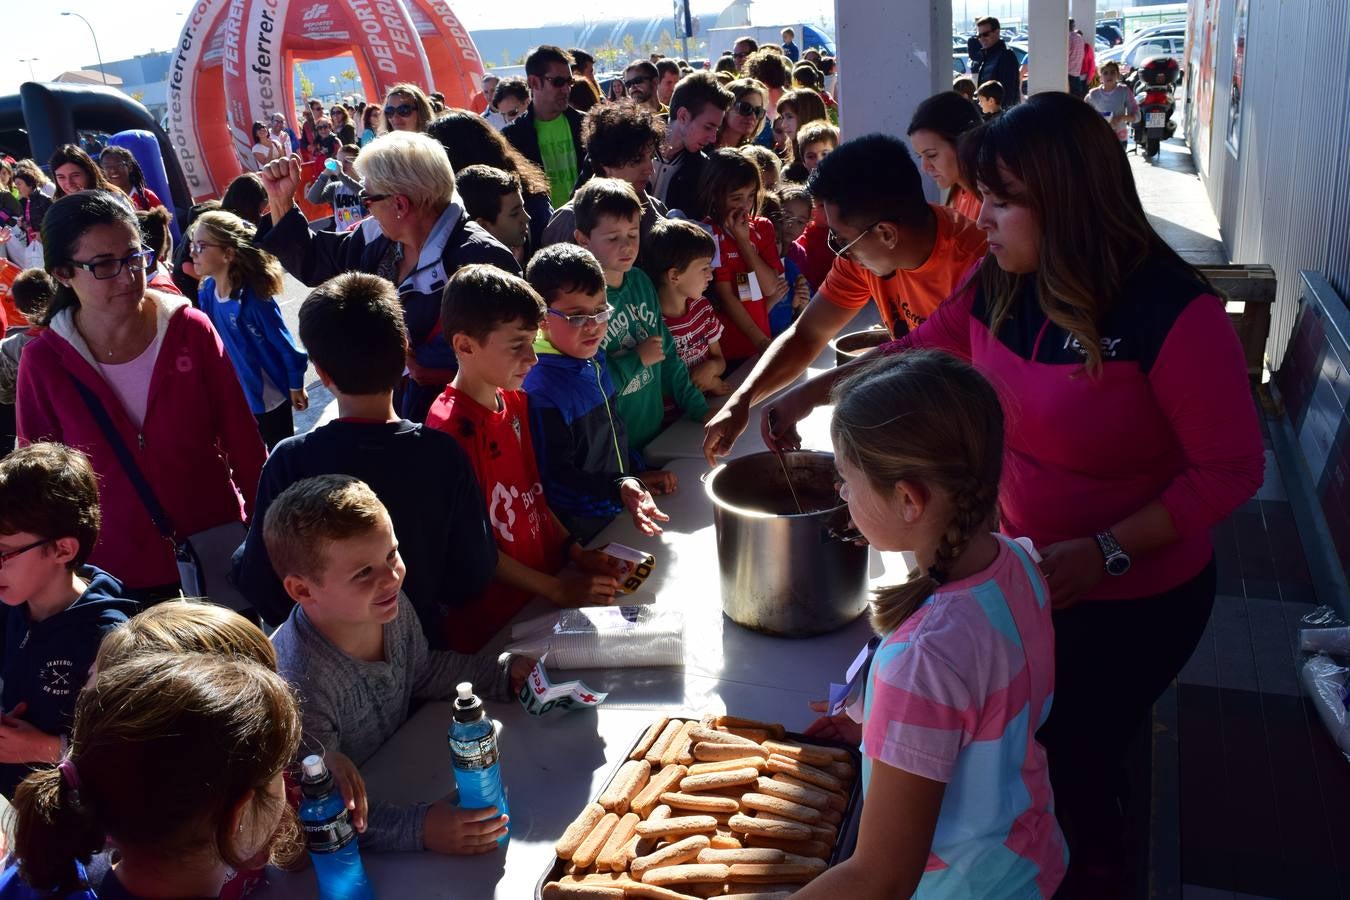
[883,260,1264,600]
[16,293,265,589]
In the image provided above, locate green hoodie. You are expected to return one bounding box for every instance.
[601,269,709,451]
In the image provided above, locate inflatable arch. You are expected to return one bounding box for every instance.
[171,0,488,201]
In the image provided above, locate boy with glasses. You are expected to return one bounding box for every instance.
[522,244,672,542]
[502,45,587,207]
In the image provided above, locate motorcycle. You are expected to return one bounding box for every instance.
[1130,55,1180,161]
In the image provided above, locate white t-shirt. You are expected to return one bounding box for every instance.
[99,330,164,429]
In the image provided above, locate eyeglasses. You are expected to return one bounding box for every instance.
[733,51,749,60]
[624,75,653,89]
[69,249,156,280]
[0,538,52,568]
[732,99,766,119]
[317,126,332,132]
[541,75,573,89]
[358,191,391,210]
[546,305,614,329]
[384,103,416,118]
[188,241,224,255]
[826,221,882,258]
[977,30,996,38]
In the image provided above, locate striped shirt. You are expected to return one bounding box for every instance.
[663,295,724,370]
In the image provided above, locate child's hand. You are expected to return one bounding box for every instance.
[707,377,733,397]
[507,655,536,694]
[638,470,678,495]
[724,207,752,243]
[551,572,619,607]
[620,478,670,536]
[423,800,509,855]
[792,275,811,310]
[572,547,627,579]
[0,703,61,765]
[290,387,309,411]
[325,751,368,832]
[802,699,863,746]
[637,335,665,366]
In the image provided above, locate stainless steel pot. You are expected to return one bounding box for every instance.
[705,450,869,637]
[828,326,891,367]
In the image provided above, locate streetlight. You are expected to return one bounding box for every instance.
[18,58,39,81]
[61,12,107,85]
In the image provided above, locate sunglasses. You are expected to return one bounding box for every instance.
[540,75,574,89]
[317,125,331,131]
[978,30,996,38]
[546,305,614,329]
[732,99,766,119]
[624,75,653,89]
[384,103,416,118]
[358,191,391,210]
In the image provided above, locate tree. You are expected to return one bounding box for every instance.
[296,64,314,101]
[339,68,358,95]
[503,49,513,66]
[621,34,637,62]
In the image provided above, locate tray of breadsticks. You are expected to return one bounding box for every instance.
[537,713,861,899]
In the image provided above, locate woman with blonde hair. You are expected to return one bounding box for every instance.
[716,78,769,148]
[190,209,309,448]
[257,130,519,420]
[382,83,434,134]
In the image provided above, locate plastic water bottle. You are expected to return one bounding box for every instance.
[448,681,509,846]
[299,754,375,900]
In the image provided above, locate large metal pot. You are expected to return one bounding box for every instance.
[828,326,891,367]
[705,450,869,637]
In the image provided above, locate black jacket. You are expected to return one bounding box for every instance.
[653,149,710,220]
[501,104,587,175]
[0,566,138,795]
[974,41,1022,107]
[258,203,519,421]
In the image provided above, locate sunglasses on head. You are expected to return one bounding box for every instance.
[540,75,573,89]
[733,99,766,119]
[384,103,416,118]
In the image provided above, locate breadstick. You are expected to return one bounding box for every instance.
[739,792,822,824]
[755,775,831,809]
[632,803,673,858]
[754,810,837,843]
[629,833,711,877]
[744,834,832,859]
[556,803,607,860]
[761,739,837,767]
[659,791,741,814]
[598,760,651,814]
[573,812,620,868]
[679,767,760,793]
[542,883,625,899]
[629,717,669,761]
[697,847,785,865]
[828,759,856,781]
[722,894,792,900]
[597,812,640,871]
[640,864,731,887]
[661,720,699,767]
[709,831,743,849]
[644,720,685,766]
[691,741,769,762]
[727,813,812,841]
[630,764,687,818]
[714,715,787,739]
[562,873,634,886]
[729,861,824,883]
[725,727,771,743]
[688,755,769,776]
[765,754,845,793]
[773,773,847,811]
[621,884,705,900]
[634,815,719,840]
[688,726,760,748]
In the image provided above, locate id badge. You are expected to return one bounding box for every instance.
[735,272,764,303]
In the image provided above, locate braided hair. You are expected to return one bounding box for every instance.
[830,350,1005,634]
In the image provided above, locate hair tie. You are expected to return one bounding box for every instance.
[58,758,81,791]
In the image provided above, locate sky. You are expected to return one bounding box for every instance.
[0,0,1035,97]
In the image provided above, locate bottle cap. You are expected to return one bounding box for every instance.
[301,754,326,780]
[456,682,474,702]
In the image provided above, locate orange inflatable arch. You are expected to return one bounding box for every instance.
[169,0,488,202]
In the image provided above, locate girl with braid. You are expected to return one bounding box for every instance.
[798,350,1065,900]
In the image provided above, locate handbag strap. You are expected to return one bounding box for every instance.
[68,376,179,543]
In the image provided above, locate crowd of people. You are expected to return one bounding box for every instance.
[0,28,1264,900]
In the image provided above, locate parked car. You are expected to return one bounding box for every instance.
[1097,22,1125,46]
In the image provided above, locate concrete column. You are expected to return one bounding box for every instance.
[833,0,951,145]
[1071,0,1097,40]
[1027,0,1069,96]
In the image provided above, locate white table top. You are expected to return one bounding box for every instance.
[258,306,902,899]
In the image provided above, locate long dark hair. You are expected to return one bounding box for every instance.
[960,91,1213,373]
[698,147,763,222]
[49,145,113,199]
[41,190,143,325]
[99,146,147,193]
[425,110,551,197]
[220,173,268,228]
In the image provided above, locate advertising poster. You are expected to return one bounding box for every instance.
[1226,0,1249,155]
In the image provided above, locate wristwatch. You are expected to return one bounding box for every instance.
[1095,530,1132,576]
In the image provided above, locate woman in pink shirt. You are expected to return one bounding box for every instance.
[760,93,1264,895]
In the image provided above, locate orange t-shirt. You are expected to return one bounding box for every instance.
[949,184,983,223]
[818,204,988,334]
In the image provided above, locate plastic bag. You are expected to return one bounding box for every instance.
[1300,654,1350,760]
[1300,626,1350,657]
[507,605,685,669]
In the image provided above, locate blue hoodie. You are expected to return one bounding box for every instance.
[197,278,309,416]
[523,338,642,542]
[1,566,138,796]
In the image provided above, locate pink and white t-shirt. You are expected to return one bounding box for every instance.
[862,535,1067,898]
[663,295,724,370]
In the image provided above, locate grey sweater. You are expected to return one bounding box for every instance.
[272,594,513,852]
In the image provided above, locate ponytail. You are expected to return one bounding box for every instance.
[12,764,106,893]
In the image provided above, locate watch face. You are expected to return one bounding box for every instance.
[1105,554,1131,576]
